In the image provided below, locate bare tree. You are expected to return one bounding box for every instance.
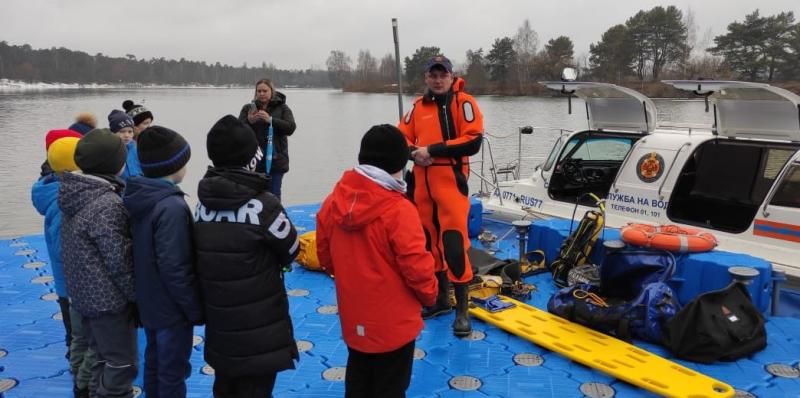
[326,50,352,88]
[513,19,539,90]
[684,6,698,58]
[378,53,396,83]
[356,49,378,82]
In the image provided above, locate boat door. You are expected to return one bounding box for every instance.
[661,80,800,271]
[539,82,656,207]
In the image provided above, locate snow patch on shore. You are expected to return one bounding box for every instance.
[0,79,248,91]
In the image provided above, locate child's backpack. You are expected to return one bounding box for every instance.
[663,282,767,364]
[547,249,681,343]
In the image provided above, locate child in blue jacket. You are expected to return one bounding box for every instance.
[33,134,98,398]
[123,126,202,398]
[31,133,80,350]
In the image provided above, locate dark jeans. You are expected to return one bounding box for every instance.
[84,305,138,398]
[345,340,415,398]
[144,322,193,398]
[267,171,284,201]
[213,372,276,398]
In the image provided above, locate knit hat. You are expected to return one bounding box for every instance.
[45,129,83,150]
[207,115,260,169]
[122,100,154,126]
[358,124,409,174]
[108,110,135,133]
[47,137,80,173]
[68,112,97,135]
[74,129,127,175]
[137,126,191,178]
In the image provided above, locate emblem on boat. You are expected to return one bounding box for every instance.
[636,152,665,183]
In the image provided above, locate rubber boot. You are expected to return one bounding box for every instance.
[452,283,472,337]
[422,271,452,319]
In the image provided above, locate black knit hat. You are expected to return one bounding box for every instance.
[358,124,409,174]
[74,128,128,175]
[207,115,260,169]
[137,126,191,178]
[123,100,154,126]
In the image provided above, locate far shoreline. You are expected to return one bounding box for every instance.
[343,80,800,98]
[3,78,799,98]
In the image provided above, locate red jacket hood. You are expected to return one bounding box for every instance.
[324,170,405,231]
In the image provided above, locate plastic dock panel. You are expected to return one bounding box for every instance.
[470,295,734,398]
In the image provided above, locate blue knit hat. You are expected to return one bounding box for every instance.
[138,126,191,178]
[108,110,134,133]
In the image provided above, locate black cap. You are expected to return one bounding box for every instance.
[207,115,260,169]
[358,124,409,174]
[74,128,127,175]
[137,126,191,178]
[424,55,453,74]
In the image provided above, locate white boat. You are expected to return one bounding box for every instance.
[480,77,800,276]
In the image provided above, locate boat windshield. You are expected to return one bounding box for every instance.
[549,132,639,206]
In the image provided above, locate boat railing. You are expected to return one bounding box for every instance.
[472,126,570,201]
[656,122,714,135]
[472,136,504,204]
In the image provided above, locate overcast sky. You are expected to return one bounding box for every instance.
[1,0,797,70]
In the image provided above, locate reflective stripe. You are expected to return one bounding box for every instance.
[463,101,474,122]
[404,104,414,124]
[679,235,689,253]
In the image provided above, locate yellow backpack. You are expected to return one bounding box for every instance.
[295,231,323,271]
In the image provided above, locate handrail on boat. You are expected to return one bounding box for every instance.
[479,136,503,205]
[658,142,691,199]
[762,159,797,218]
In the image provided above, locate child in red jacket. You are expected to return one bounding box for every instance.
[316,124,438,398]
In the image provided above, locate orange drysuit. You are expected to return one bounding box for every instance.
[398,77,484,283]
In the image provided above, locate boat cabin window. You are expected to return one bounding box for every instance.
[667,140,797,233]
[548,132,638,206]
[771,163,800,208]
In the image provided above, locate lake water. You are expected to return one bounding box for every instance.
[0,88,711,236]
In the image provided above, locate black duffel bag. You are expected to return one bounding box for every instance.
[663,282,767,364]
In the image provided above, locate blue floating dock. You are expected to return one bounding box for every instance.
[0,203,799,397]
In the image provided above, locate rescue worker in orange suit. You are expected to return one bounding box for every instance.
[397,55,483,337]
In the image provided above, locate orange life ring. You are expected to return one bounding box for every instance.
[620,223,718,253]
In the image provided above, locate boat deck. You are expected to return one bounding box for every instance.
[1,203,799,397]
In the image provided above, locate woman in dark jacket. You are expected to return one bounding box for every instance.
[238,78,296,201]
